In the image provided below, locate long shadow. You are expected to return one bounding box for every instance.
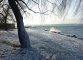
[6,31,19,40]
[4,31,48,60]
[5,47,47,60]
[5,31,83,60]
[27,32,83,60]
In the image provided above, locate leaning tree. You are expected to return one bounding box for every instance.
[8,0,31,48]
[0,0,83,48]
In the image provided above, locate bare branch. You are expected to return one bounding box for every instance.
[73,0,82,16]
[0,0,3,3]
[32,0,38,4]
[17,0,49,14]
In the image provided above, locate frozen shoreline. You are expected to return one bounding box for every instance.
[0,29,83,60]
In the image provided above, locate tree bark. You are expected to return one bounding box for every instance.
[8,0,31,48]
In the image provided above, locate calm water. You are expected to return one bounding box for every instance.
[31,24,83,39]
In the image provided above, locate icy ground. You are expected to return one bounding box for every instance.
[0,29,83,60]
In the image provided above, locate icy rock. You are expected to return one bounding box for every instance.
[49,27,61,33]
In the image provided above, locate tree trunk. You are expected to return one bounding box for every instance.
[4,6,9,31]
[8,0,31,48]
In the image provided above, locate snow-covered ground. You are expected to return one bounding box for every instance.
[0,29,83,60]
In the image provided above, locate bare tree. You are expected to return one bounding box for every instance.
[8,0,31,48]
[0,1,15,30]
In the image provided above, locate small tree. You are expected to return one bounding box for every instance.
[0,1,15,30]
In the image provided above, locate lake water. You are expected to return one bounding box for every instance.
[30,24,83,39]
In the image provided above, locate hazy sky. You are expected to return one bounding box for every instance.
[23,0,83,25]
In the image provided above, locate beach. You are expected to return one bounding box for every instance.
[0,28,83,60]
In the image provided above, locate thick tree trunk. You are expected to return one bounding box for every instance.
[8,0,31,48]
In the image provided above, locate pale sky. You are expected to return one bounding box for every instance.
[23,0,83,26]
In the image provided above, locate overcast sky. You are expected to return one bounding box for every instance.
[23,0,83,25]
